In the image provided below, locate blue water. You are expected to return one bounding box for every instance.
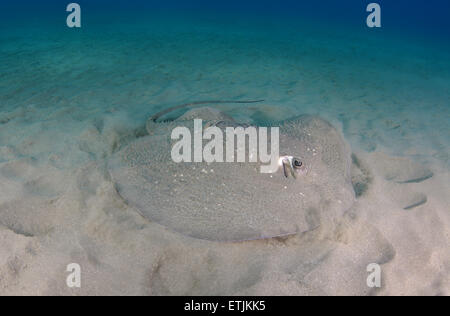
[2,0,450,35]
[0,0,449,167]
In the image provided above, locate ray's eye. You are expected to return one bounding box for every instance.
[293,158,303,169]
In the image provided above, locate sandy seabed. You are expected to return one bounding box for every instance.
[0,20,449,296]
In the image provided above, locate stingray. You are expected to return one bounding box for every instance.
[108,101,355,242]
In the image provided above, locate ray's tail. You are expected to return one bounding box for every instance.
[146,99,265,134]
[150,100,265,123]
